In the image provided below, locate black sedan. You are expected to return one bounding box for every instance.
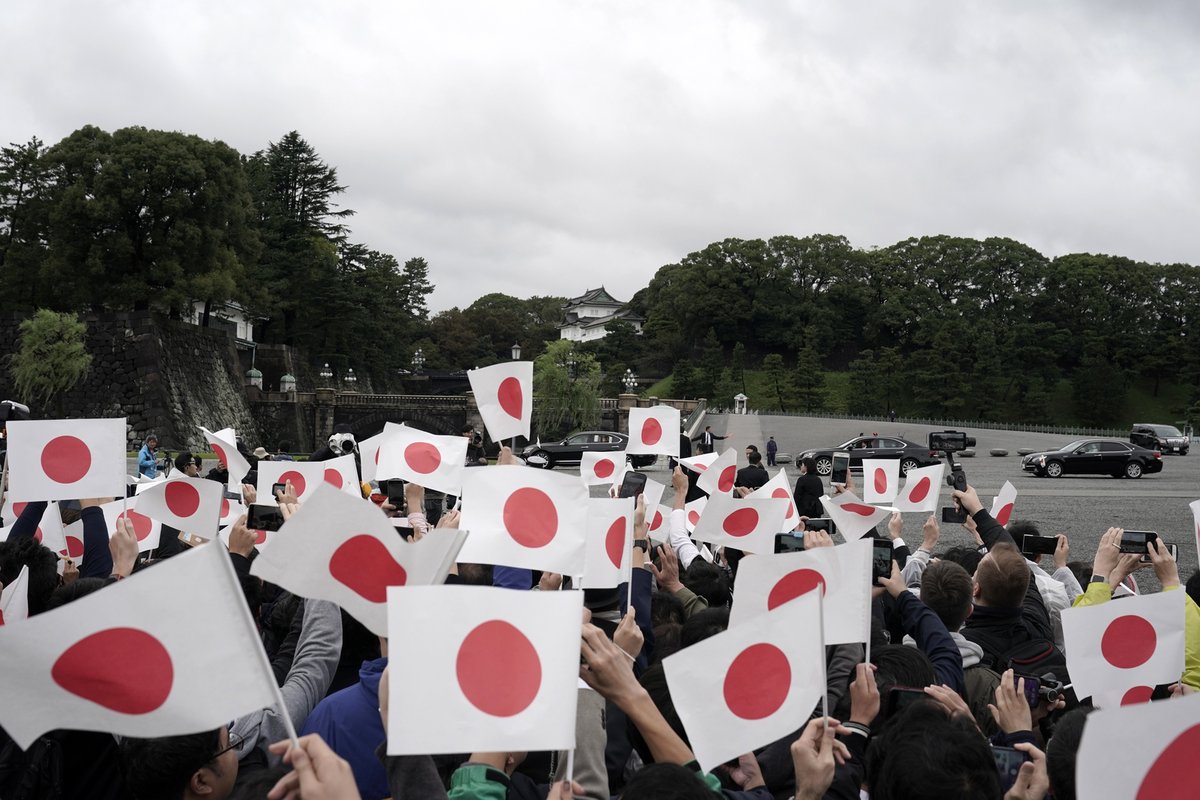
[797,435,940,477]
[521,431,657,469]
[1021,439,1163,479]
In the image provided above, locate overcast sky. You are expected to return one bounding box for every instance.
[5,0,1199,311]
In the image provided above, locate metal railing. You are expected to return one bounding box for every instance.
[715,408,1128,439]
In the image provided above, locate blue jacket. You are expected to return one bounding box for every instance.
[137,444,158,478]
[300,657,389,800]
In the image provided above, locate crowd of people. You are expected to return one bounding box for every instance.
[1,423,1198,800]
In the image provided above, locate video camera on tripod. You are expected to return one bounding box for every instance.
[929,430,976,523]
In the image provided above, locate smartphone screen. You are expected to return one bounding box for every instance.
[941,506,967,524]
[247,504,284,532]
[1118,530,1158,554]
[993,746,1027,792]
[803,517,834,533]
[271,482,286,499]
[774,533,805,554]
[618,471,648,499]
[382,479,406,506]
[1012,673,1041,707]
[1019,534,1060,556]
[831,451,850,486]
[872,539,893,585]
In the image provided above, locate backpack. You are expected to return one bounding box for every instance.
[983,636,1075,706]
[0,734,65,800]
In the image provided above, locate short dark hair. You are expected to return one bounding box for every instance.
[460,423,475,435]
[622,762,714,798]
[651,590,685,628]
[747,451,762,465]
[921,561,974,631]
[121,728,223,800]
[871,644,937,698]
[682,560,730,608]
[800,457,817,474]
[174,452,196,471]
[680,607,729,648]
[1045,706,1097,800]
[938,546,984,576]
[1006,519,1039,544]
[0,537,59,616]
[975,543,1029,608]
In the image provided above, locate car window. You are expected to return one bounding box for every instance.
[1151,425,1183,436]
[1077,442,1101,454]
[877,438,904,449]
[567,434,590,445]
[1062,440,1088,452]
[598,434,618,444]
[1099,442,1129,452]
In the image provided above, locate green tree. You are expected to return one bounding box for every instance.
[8,310,92,414]
[0,136,50,308]
[762,353,795,410]
[532,340,601,438]
[793,344,825,411]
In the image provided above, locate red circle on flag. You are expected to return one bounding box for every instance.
[650,510,663,530]
[723,643,791,720]
[119,511,154,541]
[211,443,229,467]
[1101,615,1157,669]
[995,503,1014,527]
[253,529,268,545]
[279,471,307,496]
[1120,685,1155,706]
[220,498,230,518]
[723,508,759,537]
[717,465,736,493]
[842,503,877,517]
[873,468,887,494]
[694,463,708,472]
[604,518,626,569]
[323,468,343,487]
[1137,723,1200,799]
[687,510,700,526]
[404,442,441,475]
[164,481,200,517]
[768,569,827,609]
[456,620,542,717]
[41,436,91,484]
[906,477,931,503]
[329,535,408,602]
[52,627,173,714]
[503,488,558,548]
[641,418,663,446]
[593,459,615,479]
[498,377,524,420]
[12,502,28,517]
[65,535,85,559]
[771,488,795,519]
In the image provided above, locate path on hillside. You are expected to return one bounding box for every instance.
[713,413,765,468]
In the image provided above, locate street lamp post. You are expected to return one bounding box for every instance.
[622,368,638,393]
[345,368,357,390]
[511,342,522,360]
[319,362,333,387]
[412,348,425,375]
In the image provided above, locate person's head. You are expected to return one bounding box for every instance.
[769,436,774,441]
[973,542,1030,608]
[621,762,715,799]
[121,727,238,800]
[747,450,762,466]
[1005,519,1040,545]
[680,607,729,648]
[922,560,974,631]
[864,702,1002,799]
[145,434,158,450]
[871,644,937,698]
[461,423,475,438]
[175,452,200,477]
[0,537,59,616]
[938,545,984,576]
[682,560,730,608]
[1045,706,1097,800]
[705,426,712,432]
[651,590,685,628]
[800,457,817,475]
[46,577,108,610]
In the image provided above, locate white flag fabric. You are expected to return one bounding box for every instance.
[820,492,894,539]
[251,486,467,637]
[692,494,789,555]
[376,426,468,495]
[647,504,672,544]
[0,565,30,626]
[750,470,801,532]
[861,459,900,504]
[625,406,680,457]
[696,448,738,497]
[358,423,404,484]
[219,495,247,528]
[663,590,826,770]
[990,481,1017,527]
[468,361,533,442]
[134,476,224,537]
[581,498,633,589]
[386,585,583,755]
[684,496,708,534]
[1061,589,1185,708]
[199,426,251,492]
[0,540,280,749]
[218,523,273,552]
[579,451,625,486]
[100,497,163,552]
[678,452,719,474]
[458,466,587,574]
[1190,499,1200,565]
[1076,689,1200,800]
[5,419,126,502]
[641,478,667,522]
[61,520,86,560]
[891,463,945,513]
[1,502,69,558]
[729,541,872,644]
[257,455,360,503]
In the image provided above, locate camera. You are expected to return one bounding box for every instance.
[0,400,31,425]
[929,430,976,454]
[329,432,357,455]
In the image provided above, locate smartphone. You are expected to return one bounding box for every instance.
[992,746,1028,792]
[774,533,805,554]
[379,479,406,506]
[1140,542,1178,563]
[1012,673,1041,707]
[872,539,893,586]
[246,504,285,532]
[618,471,648,499]
[1118,530,1158,554]
[830,451,850,486]
[1019,534,1060,557]
[803,517,834,533]
[884,687,927,717]
[271,482,287,499]
[941,505,967,524]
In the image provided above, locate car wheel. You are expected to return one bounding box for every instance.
[1124,461,1143,479]
[899,457,919,475]
[814,456,833,476]
[529,449,553,469]
[1044,460,1064,478]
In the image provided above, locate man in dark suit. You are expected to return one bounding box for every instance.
[734,450,769,491]
[692,425,726,454]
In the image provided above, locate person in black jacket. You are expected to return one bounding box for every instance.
[792,457,825,519]
[733,450,769,490]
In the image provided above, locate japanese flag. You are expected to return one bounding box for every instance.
[218,495,246,528]
[1061,589,1185,708]
[100,497,163,553]
[386,585,583,755]
[750,470,801,532]
[820,492,894,539]
[991,481,1018,527]
[892,463,944,513]
[2,497,33,527]
[61,521,87,561]
[626,406,680,457]
[199,426,251,492]
[5,419,126,502]
[1189,499,1200,564]
[581,498,633,590]
[251,486,467,637]
[0,539,280,749]
[678,452,719,474]
[729,540,872,644]
[684,496,708,533]
[1077,689,1200,800]
[692,494,789,556]
[0,565,30,626]
[663,589,825,770]
[640,478,667,521]
[376,426,468,495]
[579,451,625,486]
[257,455,359,503]
[697,448,739,497]
[357,423,404,484]
[861,459,900,504]
[458,465,587,575]
[647,504,672,544]
[219,523,273,552]
[468,361,533,442]
[134,476,224,537]
[1,502,69,557]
